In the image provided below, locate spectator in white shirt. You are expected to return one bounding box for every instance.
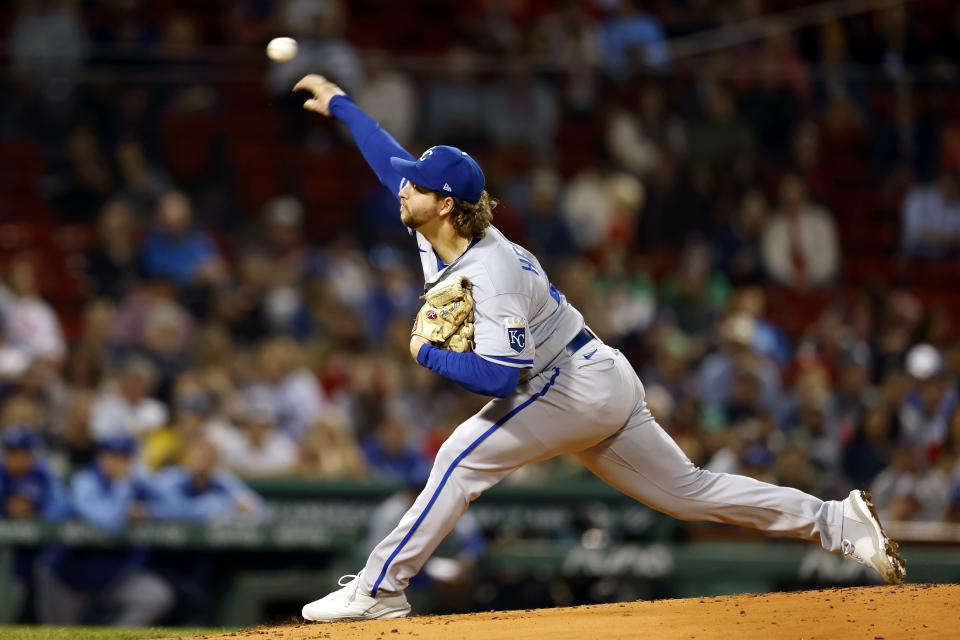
[90,356,168,440]
[0,257,66,365]
[761,173,840,288]
[207,392,299,478]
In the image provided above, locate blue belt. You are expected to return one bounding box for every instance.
[565,327,597,355]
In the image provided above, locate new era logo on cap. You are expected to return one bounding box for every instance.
[443,183,452,192]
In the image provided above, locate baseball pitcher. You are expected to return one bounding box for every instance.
[293,74,906,622]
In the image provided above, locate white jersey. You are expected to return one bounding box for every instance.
[415,226,584,375]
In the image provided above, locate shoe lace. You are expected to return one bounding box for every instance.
[337,573,362,602]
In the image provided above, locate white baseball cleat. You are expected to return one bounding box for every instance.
[840,490,907,584]
[302,573,411,622]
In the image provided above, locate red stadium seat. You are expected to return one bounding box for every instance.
[0,142,43,195]
[159,111,223,182]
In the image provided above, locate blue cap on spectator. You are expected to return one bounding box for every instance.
[390,146,485,204]
[97,434,138,456]
[2,427,39,451]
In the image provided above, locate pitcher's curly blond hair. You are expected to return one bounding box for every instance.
[448,191,497,239]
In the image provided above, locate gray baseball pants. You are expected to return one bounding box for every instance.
[360,341,844,596]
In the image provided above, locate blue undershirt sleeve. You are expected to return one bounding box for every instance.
[328,94,414,201]
[417,344,521,398]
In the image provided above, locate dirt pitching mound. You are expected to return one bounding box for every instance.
[186,583,957,640]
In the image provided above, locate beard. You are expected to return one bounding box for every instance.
[400,203,433,229]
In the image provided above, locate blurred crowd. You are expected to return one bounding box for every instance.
[3,2,960,621]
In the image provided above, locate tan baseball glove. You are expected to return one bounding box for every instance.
[412,276,475,352]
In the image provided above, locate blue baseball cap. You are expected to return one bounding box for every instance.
[390,146,485,204]
[2,427,39,451]
[96,434,138,456]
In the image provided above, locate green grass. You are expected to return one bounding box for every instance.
[0,627,225,640]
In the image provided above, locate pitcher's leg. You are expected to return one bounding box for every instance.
[361,370,564,596]
[362,359,635,597]
[577,411,844,551]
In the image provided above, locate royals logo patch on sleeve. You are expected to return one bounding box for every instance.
[505,317,527,353]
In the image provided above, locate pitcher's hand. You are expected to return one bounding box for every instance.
[293,74,346,116]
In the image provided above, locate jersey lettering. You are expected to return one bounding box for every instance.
[510,243,540,276]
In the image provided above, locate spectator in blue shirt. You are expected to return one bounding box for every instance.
[1,427,67,621]
[601,0,669,75]
[154,439,266,523]
[360,415,432,485]
[36,435,176,626]
[151,439,266,624]
[140,191,227,287]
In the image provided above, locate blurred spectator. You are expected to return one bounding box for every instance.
[870,446,950,522]
[530,2,602,113]
[786,367,840,479]
[659,240,730,336]
[207,392,299,477]
[90,355,168,440]
[48,126,114,223]
[641,326,694,403]
[761,173,839,288]
[560,170,643,255]
[0,256,66,364]
[687,82,755,190]
[360,413,431,484]
[600,0,668,75]
[58,389,96,471]
[263,195,309,278]
[355,51,417,148]
[211,249,277,343]
[154,439,265,523]
[899,344,956,452]
[606,81,686,178]
[1,427,66,520]
[298,412,366,478]
[36,435,177,626]
[516,167,576,261]
[114,138,173,216]
[256,336,327,441]
[813,21,866,116]
[65,300,114,388]
[85,199,142,301]
[0,325,31,382]
[736,29,808,165]
[142,372,213,470]
[900,172,960,258]
[775,441,823,496]
[715,188,768,285]
[140,191,227,287]
[698,313,780,419]
[0,427,67,622]
[421,47,486,148]
[1,395,45,439]
[482,59,557,154]
[727,287,791,367]
[138,300,191,391]
[844,404,895,488]
[868,4,923,83]
[8,0,88,104]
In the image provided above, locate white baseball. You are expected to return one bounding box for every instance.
[266,37,298,62]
